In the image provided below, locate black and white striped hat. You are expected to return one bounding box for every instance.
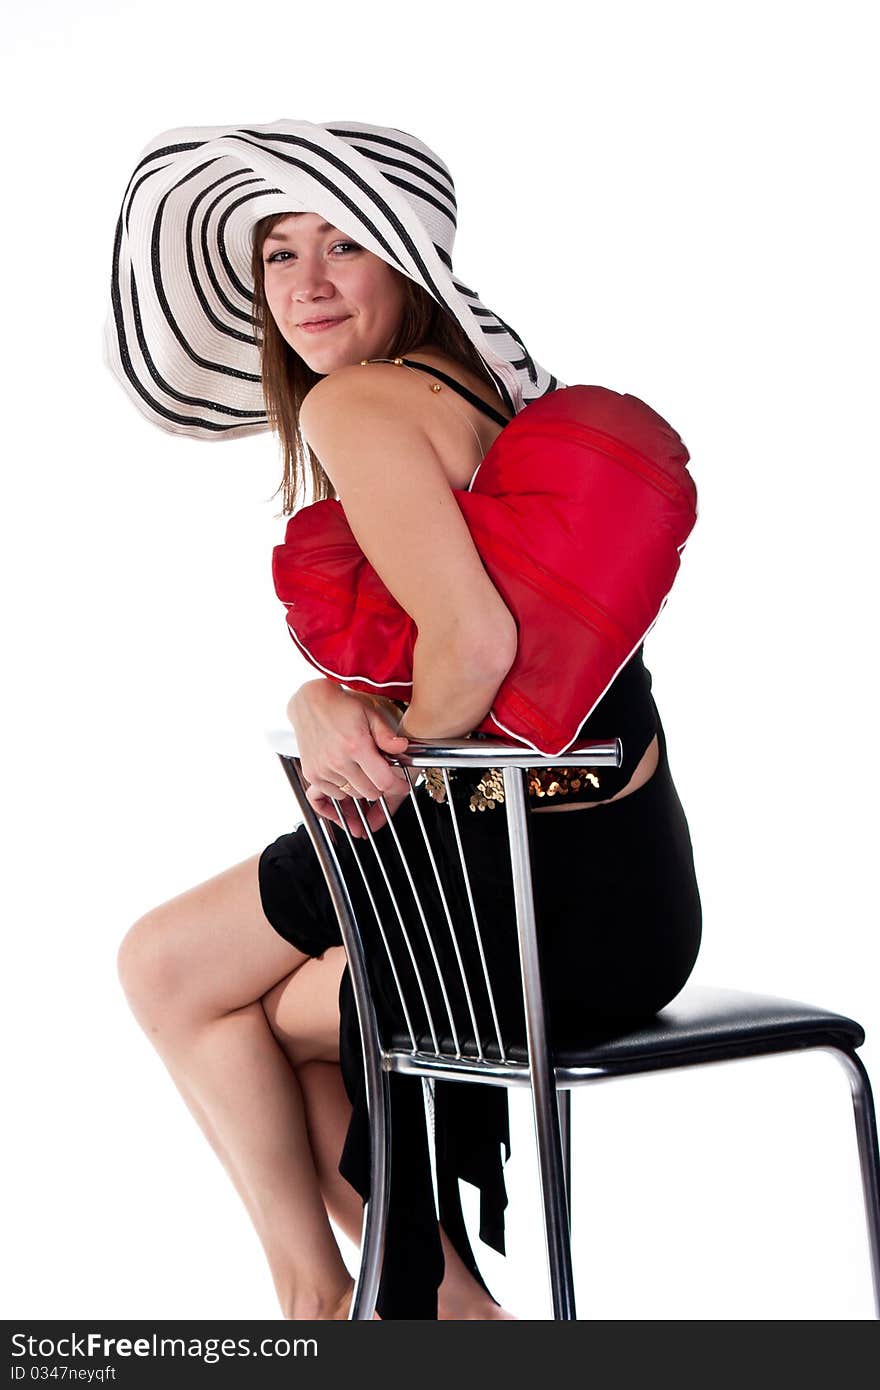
[103,117,564,441]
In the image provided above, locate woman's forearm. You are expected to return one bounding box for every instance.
[395,630,513,742]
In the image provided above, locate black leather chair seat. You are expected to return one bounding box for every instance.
[388,985,865,1073]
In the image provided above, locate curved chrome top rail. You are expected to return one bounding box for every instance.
[264,727,622,770]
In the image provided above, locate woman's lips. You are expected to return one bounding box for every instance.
[299,316,351,333]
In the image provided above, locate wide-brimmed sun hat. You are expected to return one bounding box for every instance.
[103,118,564,441]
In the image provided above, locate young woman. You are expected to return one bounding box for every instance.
[108,120,702,1321]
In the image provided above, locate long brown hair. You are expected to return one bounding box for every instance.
[250,210,508,516]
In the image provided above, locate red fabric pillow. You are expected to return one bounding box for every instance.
[272,384,698,756]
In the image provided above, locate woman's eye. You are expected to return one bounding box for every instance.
[265,242,359,265]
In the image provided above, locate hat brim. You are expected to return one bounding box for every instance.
[104,119,563,441]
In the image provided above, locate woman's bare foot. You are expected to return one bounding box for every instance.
[438,1292,517,1320]
[332,1275,515,1320]
[435,1228,517,1318]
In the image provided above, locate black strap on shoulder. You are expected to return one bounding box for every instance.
[398,358,512,428]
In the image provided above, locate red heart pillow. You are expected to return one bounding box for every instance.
[272,384,698,756]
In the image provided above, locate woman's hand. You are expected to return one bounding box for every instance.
[287,680,413,838]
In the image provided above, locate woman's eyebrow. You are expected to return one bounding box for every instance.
[264,221,338,243]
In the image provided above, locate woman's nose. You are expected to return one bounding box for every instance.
[292,264,336,300]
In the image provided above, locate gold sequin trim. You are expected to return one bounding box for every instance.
[458,764,601,812]
[424,765,602,811]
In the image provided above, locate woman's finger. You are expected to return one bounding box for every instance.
[306,791,344,828]
[359,784,412,835]
[307,775,412,840]
[305,783,360,833]
[310,787,371,839]
[333,758,409,803]
[335,724,411,802]
[309,774,368,805]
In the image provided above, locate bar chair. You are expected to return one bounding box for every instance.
[265,728,880,1320]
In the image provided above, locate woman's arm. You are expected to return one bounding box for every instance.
[342,648,512,740]
[394,627,515,741]
[299,365,518,743]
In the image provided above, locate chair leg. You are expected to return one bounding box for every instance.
[825,1046,880,1319]
[530,1078,577,1319]
[505,769,576,1318]
[349,1066,392,1320]
[558,1087,572,1229]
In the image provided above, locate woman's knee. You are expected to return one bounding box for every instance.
[115,853,316,1028]
[116,907,191,1023]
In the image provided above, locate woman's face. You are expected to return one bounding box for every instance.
[261,211,409,372]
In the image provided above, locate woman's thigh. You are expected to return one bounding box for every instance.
[261,946,348,1066]
[117,850,329,1024]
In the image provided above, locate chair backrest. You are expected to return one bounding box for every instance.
[268,731,622,1078]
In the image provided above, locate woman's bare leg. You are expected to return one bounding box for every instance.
[117,849,512,1319]
[269,1041,515,1318]
[116,851,357,1320]
[291,1059,514,1318]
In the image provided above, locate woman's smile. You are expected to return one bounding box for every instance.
[298,315,352,333]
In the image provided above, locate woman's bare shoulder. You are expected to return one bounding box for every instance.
[302,359,430,418]
[301,352,509,490]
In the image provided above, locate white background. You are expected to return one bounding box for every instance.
[2,0,877,1322]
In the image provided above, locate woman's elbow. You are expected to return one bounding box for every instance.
[457,607,518,680]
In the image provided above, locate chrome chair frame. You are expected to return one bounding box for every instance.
[266,729,880,1320]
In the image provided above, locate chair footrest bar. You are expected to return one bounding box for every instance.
[387,1050,533,1086]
